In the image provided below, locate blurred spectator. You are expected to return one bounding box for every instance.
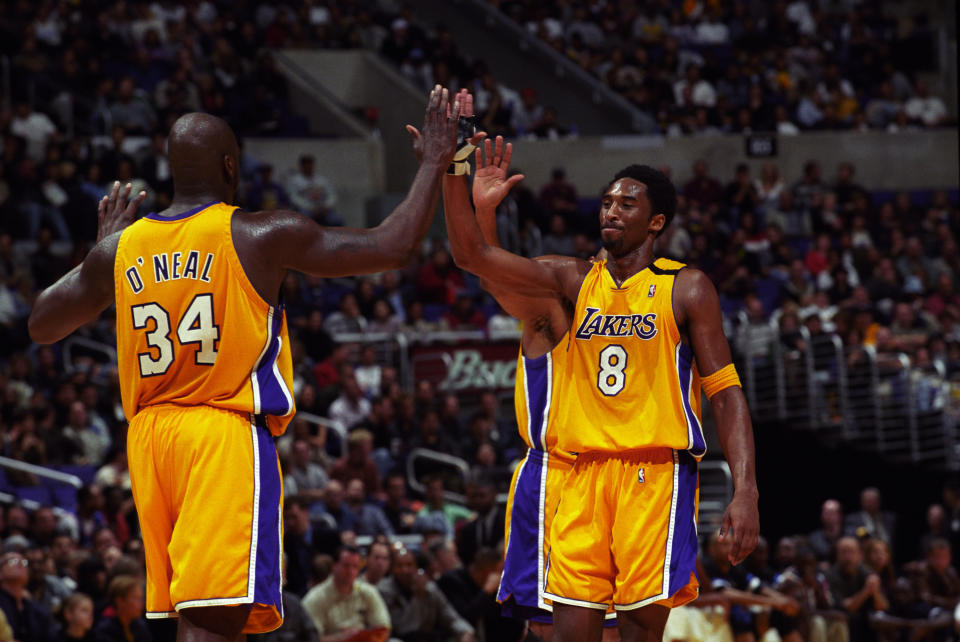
[10,101,58,163]
[444,295,485,331]
[455,476,505,568]
[538,167,578,219]
[683,160,723,211]
[302,545,390,641]
[912,538,960,612]
[328,376,372,431]
[437,547,524,640]
[0,551,55,642]
[382,473,418,536]
[59,591,95,642]
[24,547,71,616]
[904,80,947,127]
[283,497,318,598]
[343,479,392,537]
[418,476,472,539]
[510,88,544,136]
[541,214,575,257]
[246,164,290,211]
[417,248,463,305]
[827,536,889,642]
[362,541,393,587]
[376,549,475,642]
[92,575,149,642]
[109,78,156,135]
[324,294,367,336]
[845,487,897,548]
[330,430,382,498]
[284,439,330,504]
[286,155,341,226]
[809,499,846,564]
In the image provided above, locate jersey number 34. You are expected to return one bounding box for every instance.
[131,294,220,377]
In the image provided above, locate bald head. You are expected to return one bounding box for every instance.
[168,113,239,203]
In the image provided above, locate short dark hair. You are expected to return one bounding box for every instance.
[606,165,677,237]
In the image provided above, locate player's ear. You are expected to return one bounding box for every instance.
[649,213,665,234]
[223,154,235,186]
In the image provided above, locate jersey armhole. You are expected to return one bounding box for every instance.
[666,266,686,345]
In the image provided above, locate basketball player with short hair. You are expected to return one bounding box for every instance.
[443,147,759,642]
[451,136,616,641]
[29,85,469,641]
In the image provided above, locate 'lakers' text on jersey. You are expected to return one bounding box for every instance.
[115,202,295,436]
[554,258,706,457]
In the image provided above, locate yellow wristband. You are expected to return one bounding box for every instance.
[701,363,741,399]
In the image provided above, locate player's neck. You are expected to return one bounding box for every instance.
[165,188,232,215]
[605,241,655,286]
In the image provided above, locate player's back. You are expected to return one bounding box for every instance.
[114,201,294,435]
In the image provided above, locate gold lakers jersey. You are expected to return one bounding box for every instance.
[514,337,572,458]
[114,202,295,436]
[553,258,705,456]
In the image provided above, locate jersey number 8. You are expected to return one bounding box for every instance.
[131,294,220,377]
[597,344,627,396]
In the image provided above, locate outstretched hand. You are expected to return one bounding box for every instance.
[472,136,524,211]
[719,491,759,565]
[405,86,485,165]
[97,181,146,243]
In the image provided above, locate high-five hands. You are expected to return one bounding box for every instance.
[405,86,486,167]
[472,136,525,211]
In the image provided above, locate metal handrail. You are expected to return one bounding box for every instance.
[406,447,470,504]
[62,336,118,371]
[0,457,83,488]
[294,412,346,442]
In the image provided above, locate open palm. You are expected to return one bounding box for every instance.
[473,136,524,211]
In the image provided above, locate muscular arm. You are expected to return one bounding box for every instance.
[260,159,447,278]
[676,268,759,565]
[443,174,588,301]
[28,233,119,344]
[260,86,459,279]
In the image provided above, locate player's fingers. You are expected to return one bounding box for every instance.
[729,529,745,565]
[467,131,487,146]
[120,182,133,209]
[502,142,514,169]
[475,146,482,167]
[718,511,731,540]
[125,190,147,218]
[483,138,493,166]
[451,96,462,123]
[107,180,120,212]
[505,173,525,189]
[427,85,440,111]
[464,92,474,118]
[440,87,450,118]
[493,136,503,164]
[98,195,108,220]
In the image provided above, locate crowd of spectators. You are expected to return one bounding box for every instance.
[493,0,952,136]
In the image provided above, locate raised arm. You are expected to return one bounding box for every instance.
[29,183,146,344]
[443,136,589,302]
[263,86,462,278]
[676,267,759,565]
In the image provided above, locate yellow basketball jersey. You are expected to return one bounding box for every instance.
[554,258,705,457]
[114,202,295,436]
[514,337,573,459]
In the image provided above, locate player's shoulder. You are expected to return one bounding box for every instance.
[651,257,687,274]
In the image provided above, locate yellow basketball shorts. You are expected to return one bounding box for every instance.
[544,448,700,611]
[128,404,284,633]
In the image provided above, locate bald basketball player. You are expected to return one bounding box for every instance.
[29,86,466,641]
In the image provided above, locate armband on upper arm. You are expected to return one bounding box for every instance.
[701,363,741,399]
